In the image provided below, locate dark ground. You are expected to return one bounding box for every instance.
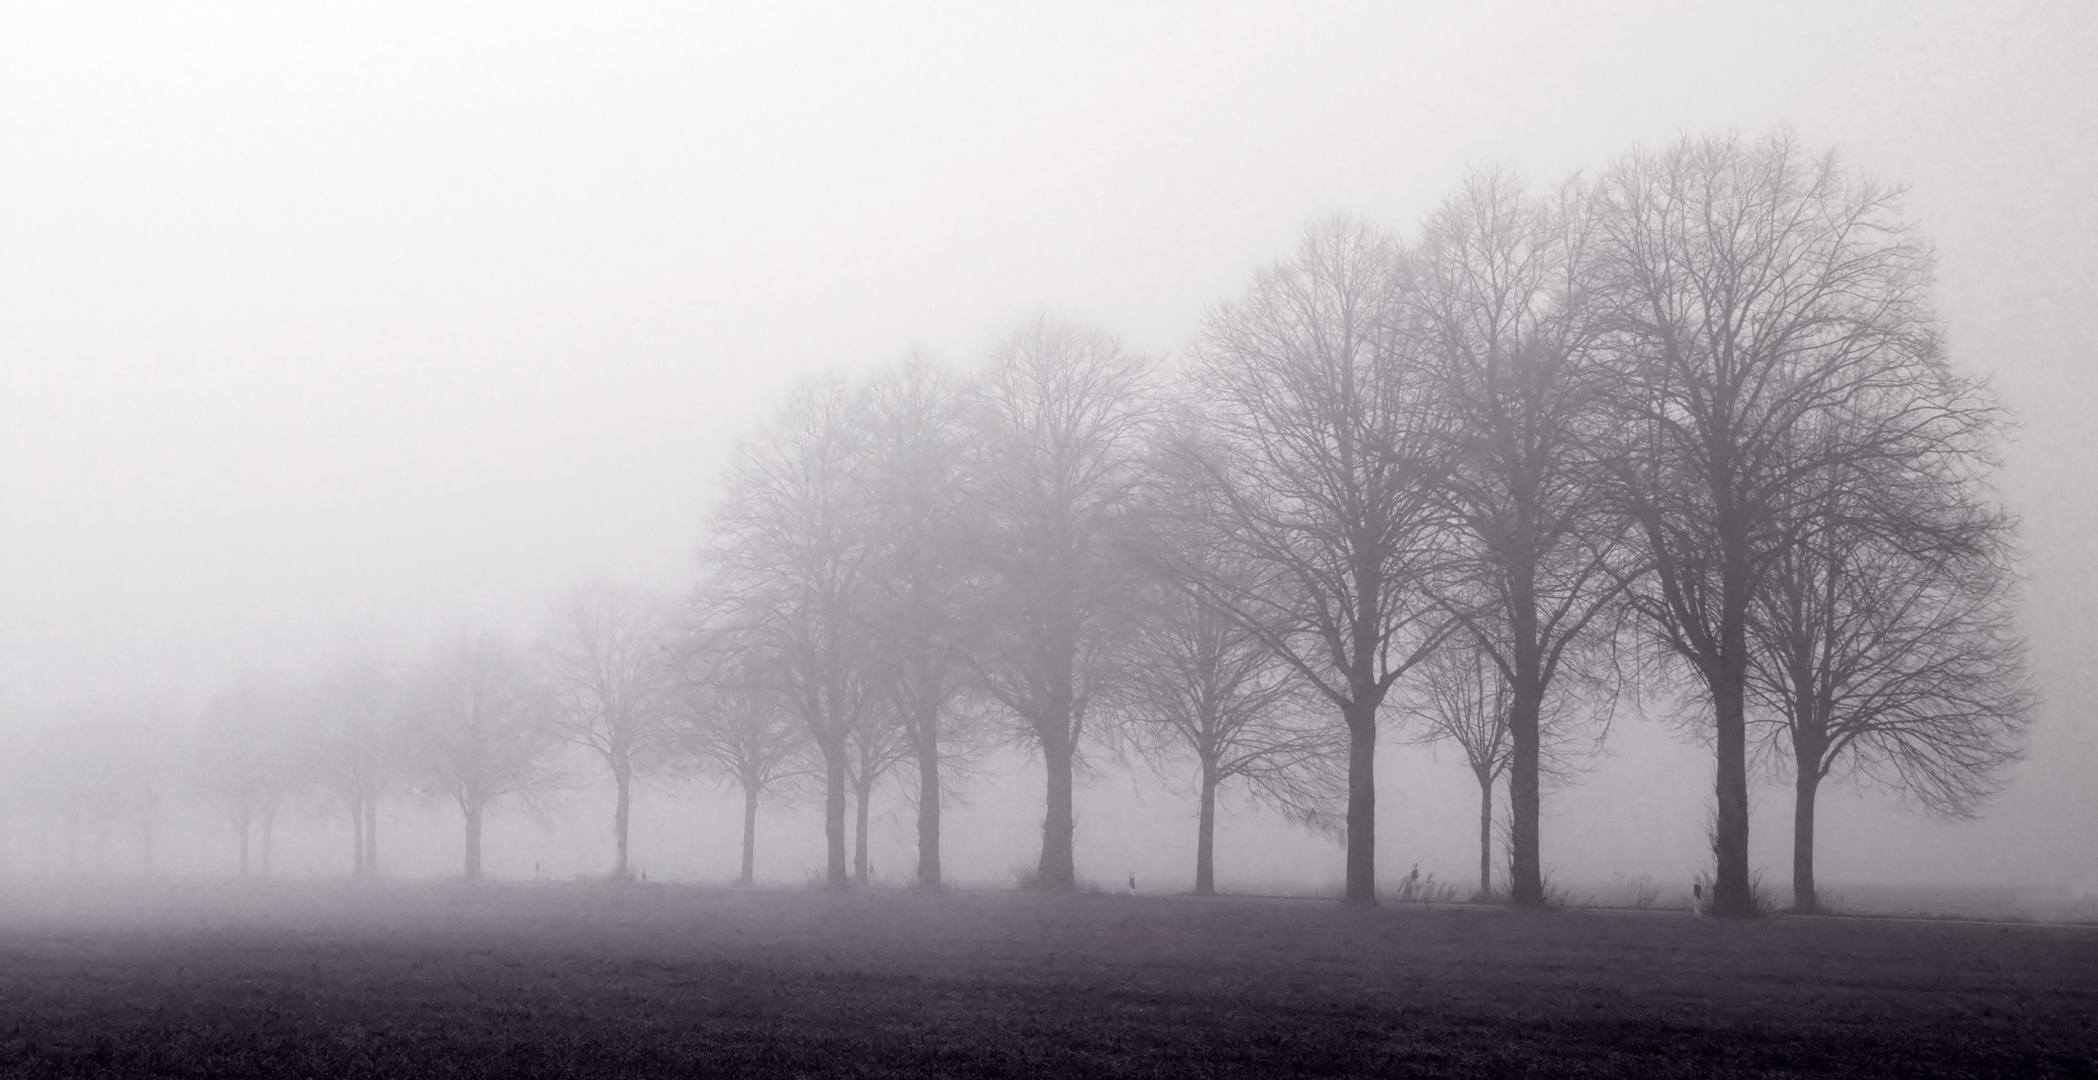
[0,881,2092,1078]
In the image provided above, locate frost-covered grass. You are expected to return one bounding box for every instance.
[0,879,2093,1077]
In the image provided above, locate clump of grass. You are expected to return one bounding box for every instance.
[1389,866,1461,905]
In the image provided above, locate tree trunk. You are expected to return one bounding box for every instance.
[740,782,758,886]
[1037,736,1076,891]
[853,775,873,884]
[824,746,848,887]
[1343,704,1378,908]
[363,797,379,877]
[258,806,275,876]
[1710,634,1755,917]
[464,801,484,880]
[1792,766,1821,912]
[350,793,366,877]
[1478,770,1494,899]
[1195,757,1218,897]
[613,763,632,880]
[915,731,942,889]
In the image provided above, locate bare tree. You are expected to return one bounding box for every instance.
[1415,170,1630,908]
[1595,132,1964,916]
[1403,647,1512,897]
[1750,454,2030,911]
[710,376,877,887]
[306,645,404,877]
[844,702,912,884]
[20,705,170,875]
[854,356,979,889]
[193,672,298,876]
[1170,219,1448,907]
[1401,640,1599,898]
[410,630,561,880]
[966,316,1154,892]
[1114,577,1341,895]
[539,581,677,881]
[673,636,812,886]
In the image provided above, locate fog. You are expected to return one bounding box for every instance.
[1,3,2093,915]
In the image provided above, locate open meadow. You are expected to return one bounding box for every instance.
[0,881,2093,1078]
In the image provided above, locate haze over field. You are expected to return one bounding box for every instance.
[0,3,2092,905]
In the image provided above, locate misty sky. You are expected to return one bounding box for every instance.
[2,4,2093,887]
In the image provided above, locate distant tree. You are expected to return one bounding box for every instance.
[844,700,912,884]
[1595,132,1981,916]
[673,639,812,886]
[539,581,678,881]
[853,356,979,889]
[1415,170,1630,908]
[306,645,405,877]
[1749,453,2030,911]
[194,672,301,876]
[966,316,1154,891]
[1402,647,1512,898]
[22,705,169,875]
[1401,641,1599,899]
[710,377,878,887]
[1170,218,1449,907]
[1113,574,1341,895]
[410,631,561,879]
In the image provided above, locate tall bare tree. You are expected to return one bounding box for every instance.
[1114,577,1341,895]
[854,357,978,889]
[1171,218,1448,907]
[539,581,677,881]
[967,316,1153,891]
[411,630,560,879]
[710,377,876,887]
[1415,170,1630,908]
[1595,132,1971,916]
[1750,454,2030,911]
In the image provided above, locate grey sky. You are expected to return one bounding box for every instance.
[1,3,2092,885]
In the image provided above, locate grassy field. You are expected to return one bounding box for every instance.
[0,881,2092,1078]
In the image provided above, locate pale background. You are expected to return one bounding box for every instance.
[0,3,2091,906]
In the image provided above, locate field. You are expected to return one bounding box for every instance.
[0,882,2093,1078]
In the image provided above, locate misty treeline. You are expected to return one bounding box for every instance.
[1,132,2031,916]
